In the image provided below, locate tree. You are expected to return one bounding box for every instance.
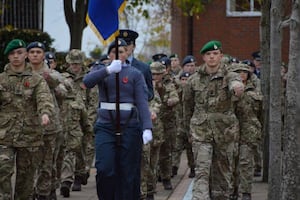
[281,0,300,199]
[268,1,284,199]
[63,0,88,50]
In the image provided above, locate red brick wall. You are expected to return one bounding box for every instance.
[171,0,289,64]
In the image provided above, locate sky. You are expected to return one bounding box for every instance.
[43,0,101,55]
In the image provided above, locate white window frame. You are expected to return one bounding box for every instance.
[226,0,261,17]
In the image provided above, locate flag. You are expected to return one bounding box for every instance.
[86,0,126,45]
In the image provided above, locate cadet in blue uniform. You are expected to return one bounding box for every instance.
[119,29,154,101]
[83,39,153,200]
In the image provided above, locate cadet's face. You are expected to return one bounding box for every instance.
[152,73,163,82]
[109,46,128,63]
[27,48,45,65]
[202,50,223,68]
[237,70,249,81]
[183,63,196,74]
[253,59,261,68]
[171,58,180,68]
[8,48,27,69]
[47,59,57,69]
[180,77,188,85]
[126,43,135,56]
[69,63,82,74]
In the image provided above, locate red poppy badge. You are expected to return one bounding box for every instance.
[24,81,30,87]
[122,76,128,84]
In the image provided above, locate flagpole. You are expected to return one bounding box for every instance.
[115,36,121,146]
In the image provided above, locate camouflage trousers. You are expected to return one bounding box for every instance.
[158,119,176,180]
[140,140,163,198]
[61,144,86,183]
[35,133,57,196]
[192,141,235,200]
[0,145,40,200]
[237,144,254,193]
[172,128,195,169]
[81,134,95,176]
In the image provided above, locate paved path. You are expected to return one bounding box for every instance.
[56,152,268,200]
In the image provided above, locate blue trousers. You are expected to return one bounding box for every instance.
[94,122,142,200]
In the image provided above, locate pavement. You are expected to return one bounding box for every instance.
[57,152,268,200]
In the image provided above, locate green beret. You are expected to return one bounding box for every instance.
[4,39,26,55]
[200,40,222,54]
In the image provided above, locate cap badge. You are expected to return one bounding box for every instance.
[118,40,122,45]
[38,43,42,47]
[213,44,217,49]
[123,31,128,37]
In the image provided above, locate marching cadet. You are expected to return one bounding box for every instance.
[169,53,181,76]
[27,41,64,200]
[83,38,153,200]
[0,39,54,199]
[183,40,244,200]
[231,63,263,200]
[61,49,98,192]
[59,71,93,198]
[157,56,179,190]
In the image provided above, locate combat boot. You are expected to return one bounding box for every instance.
[162,179,173,190]
[229,193,238,200]
[146,194,154,200]
[242,193,251,200]
[49,189,57,200]
[188,167,195,178]
[81,172,90,185]
[60,181,72,197]
[171,166,178,177]
[72,176,82,191]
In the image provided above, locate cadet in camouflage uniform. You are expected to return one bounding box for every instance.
[0,39,54,200]
[27,41,65,200]
[172,56,197,178]
[172,71,196,178]
[141,62,165,200]
[62,49,98,192]
[231,63,263,200]
[59,73,93,198]
[156,57,179,190]
[183,40,244,200]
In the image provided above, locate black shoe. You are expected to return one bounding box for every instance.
[188,168,195,178]
[81,172,90,185]
[229,194,238,200]
[72,177,82,191]
[146,194,154,200]
[162,179,173,190]
[157,175,162,182]
[253,168,262,177]
[60,181,71,197]
[36,195,48,200]
[242,193,251,200]
[172,166,178,177]
[49,189,57,200]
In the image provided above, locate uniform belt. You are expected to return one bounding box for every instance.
[100,102,134,111]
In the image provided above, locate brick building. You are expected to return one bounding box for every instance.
[171,0,289,64]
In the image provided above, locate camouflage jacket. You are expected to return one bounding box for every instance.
[236,80,263,144]
[0,63,54,147]
[183,63,242,142]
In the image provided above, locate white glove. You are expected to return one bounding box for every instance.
[142,129,153,144]
[106,60,122,74]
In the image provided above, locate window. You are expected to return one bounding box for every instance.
[226,0,261,17]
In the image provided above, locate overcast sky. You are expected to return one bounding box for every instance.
[43,0,101,55]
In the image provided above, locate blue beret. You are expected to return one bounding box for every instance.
[107,38,127,54]
[200,40,222,54]
[159,56,171,66]
[27,41,45,51]
[45,52,56,60]
[242,59,255,68]
[182,55,196,66]
[152,53,167,62]
[119,29,139,44]
[179,72,191,79]
[251,51,261,61]
[99,54,110,62]
[4,39,26,55]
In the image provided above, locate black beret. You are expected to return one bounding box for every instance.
[242,59,255,68]
[99,54,110,62]
[182,55,196,66]
[152,53,167,62]
[119,29,139,44]
[159,56,171,66]
[27,41,45,51]
[169,53,179,59]
[45,52,56,60]
[107,38,127,54]
[230,57,239,63]
[251,51,261,61]
[179,72,191,79]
